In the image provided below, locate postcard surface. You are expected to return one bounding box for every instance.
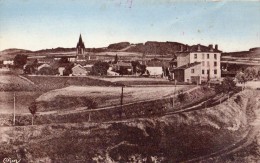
[0,0,259,162]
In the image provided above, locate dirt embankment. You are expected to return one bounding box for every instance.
[0,90,258,162]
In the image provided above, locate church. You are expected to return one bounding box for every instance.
[76,34,90,61]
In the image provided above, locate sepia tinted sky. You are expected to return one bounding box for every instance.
[0,0,259,52]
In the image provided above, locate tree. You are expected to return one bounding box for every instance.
[14,54,27,68]
[138,64,146,76]
[244,67,258,80]
[91,61,109,75]
[215,77,237,100]
[177,90,186,103]
[58,57,70,64]
[235,71,247,90]
[113,54,119,64]
[28,102,37,125]
[63,63,74,76]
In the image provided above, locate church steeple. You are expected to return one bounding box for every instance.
[76,34,85,55]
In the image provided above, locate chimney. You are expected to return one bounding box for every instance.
[197,44,201,52]
[186,44,189,52]
[209,44,213,52]
[180,45,183,52]
[215,44,218,51]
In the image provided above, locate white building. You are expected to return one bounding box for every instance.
[176,44,222,82]
[3,60,14,65]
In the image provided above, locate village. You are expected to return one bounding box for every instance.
[1,34,224,85]
[0,1,260,162]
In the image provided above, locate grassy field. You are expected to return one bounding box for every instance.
[1,73,191,114]
[0,74,37,91]
[0,91,43,114]
[96,76,186,86]
[25,75,120,91]
[35,85,191,111]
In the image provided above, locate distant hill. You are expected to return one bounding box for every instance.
[35,47,75,53]
[1,48,32,54]
[108,42,130,50]
[125,41,185,56]
[222,47,260,58]
[0,48,32,60]
[1,41,186,60]
[4,43,259,61]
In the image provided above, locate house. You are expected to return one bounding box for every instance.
[72,64,88,76]
[146,60,171,78]
[176,44,222,82]
[173,62,201,84]
[84,64,93,73]
[3,60,14,65]
[3,60,14,67]
[37,63,51,71]
[146,61,164,77]
[58,67,66,76]
[113,62,133,75]
[107,67,120,76]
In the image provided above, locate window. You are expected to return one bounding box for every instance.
[191,69,195,73]
[214,70,217,74]
[202,70,205,74]
[194,54,197,59]
[207,54,209,59]
[207,70,210,74]
[214,54,217,59]
[202,53,205,59]
[207,61,210,67]
[202,61,205,66]
[214,62,217,67]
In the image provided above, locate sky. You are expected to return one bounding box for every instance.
[0,0,259,52]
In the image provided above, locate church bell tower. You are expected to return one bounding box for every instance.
[76,34,85,60]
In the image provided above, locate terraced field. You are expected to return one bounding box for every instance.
[35,85,191,111]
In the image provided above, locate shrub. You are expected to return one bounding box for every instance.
[177,91,186,103]
[234,95,243,105]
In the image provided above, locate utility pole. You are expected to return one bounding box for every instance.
[120,86,124,118]
[173,79,177,108]
[88,112,91,122]
[13,92,16,126]
[120,86,124,107]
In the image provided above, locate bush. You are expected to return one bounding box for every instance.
[177,91,186,102]
[234,95,243,105]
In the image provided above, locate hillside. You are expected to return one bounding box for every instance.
[0,90,259,162]
[125,41,185,55]
[222,47,260,58]
[3,43,259,61]
[0,48,32,60]
[0,41,186,60]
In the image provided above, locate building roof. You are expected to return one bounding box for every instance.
[75,60,98,66]
[116,62,132,67]
[146,61,169,67]
[76,34,85,49]
[175,62,201,70]
[177,44,222,53]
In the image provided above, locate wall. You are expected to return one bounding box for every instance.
[184,63,202,84]
[177,53,190,67]
[190,52,221,81]
[146,67,163,76]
